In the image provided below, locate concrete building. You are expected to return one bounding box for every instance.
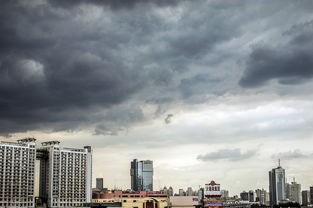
[240,191,249,201]
[169,196,200,208]
[168,186,174,196]
[269,161,286,206]
[287,179,301,204]
[221,190,229,199]
[92,197,167,208]
[186,187,193,196]
[96,178,104,191]
[204,181,221,198]
[178,189,185,196]
[255,189,267,205]
[310,186,313,204]
[0,138,36,208]
[302,190,310,206]
[37,141,92,208]
[130,159,153,191]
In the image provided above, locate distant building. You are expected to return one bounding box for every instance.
[310,186,313,204]
[130,159,153,191]
[96,178,104,191]
[0,138,36,208]
[186,187,193,196]
[240,191,249,201]
[221,190,229,198]
[288,179,301,204]
[168,186,174,196]
[179,189,185,196]
[255,189,267,205]
[302,190,310,206]
[269,161,286,206]
[169,196,200,208]
[204,181,221,198]
[92,192,168,208]
[38,141,92,208]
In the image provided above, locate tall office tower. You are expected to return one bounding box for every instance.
[38,141,92,208]
[0,138,36,208]
[288,179,301,204]
[269,160,286,206]
[310,187,313,204]
[96,178,104,191]
[255,189,267,205]
[130,159,153,191]
[302,190,310,206]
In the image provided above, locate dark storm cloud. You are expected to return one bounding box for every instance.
[239,20,313,88]
[48,0,183,10]
[1,1,313,136]
[197,148,256,162]
[0,0,244,135]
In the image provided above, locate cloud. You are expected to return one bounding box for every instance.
[197,148,256,162]
[164,114,174,124]
[272,149,312,160]
[239,20,313,88]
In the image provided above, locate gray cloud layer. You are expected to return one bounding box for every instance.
[272,149,312,160]
[0,1,313,135]
[197,148,256,162]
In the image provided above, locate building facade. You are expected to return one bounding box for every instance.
[96,178,104,191]
[130,159,153,191]
[310,186,313,205]
[301,190,310,206]
[38,141,92,208]
[287,180,301,204]
[269,163,286,206]
[255,189,267,205]
[0,138,36,208]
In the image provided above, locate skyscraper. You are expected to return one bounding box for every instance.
[96,178,104,191]
[302,190,310,206]
[269,160,286,206]
[0,138,36,208]
[37,141,92,208]
[130,159,153,191]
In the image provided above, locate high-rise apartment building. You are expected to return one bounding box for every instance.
[287,179,301,204]
[302,190,310,206]
[130,159,153,191]
[96,178,104,191]
[0,138,36,208]
[255,189,267,205]
[269,161,286,206]
[37,141,92,208]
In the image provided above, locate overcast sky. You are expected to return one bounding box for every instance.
[1,0,313,196]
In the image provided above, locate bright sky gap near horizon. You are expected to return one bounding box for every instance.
[1,0,313,196]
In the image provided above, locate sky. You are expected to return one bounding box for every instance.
[1,0,313,196]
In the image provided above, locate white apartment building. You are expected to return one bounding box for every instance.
[0,138,36,208]
[38,141,92,208]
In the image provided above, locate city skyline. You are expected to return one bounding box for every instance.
[1,0,313,199]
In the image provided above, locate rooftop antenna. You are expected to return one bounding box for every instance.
[278,159,281,167]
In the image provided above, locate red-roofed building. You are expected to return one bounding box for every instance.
[204,181,222,198]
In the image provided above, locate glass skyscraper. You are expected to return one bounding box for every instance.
[130,159,153,191]
[269,161,286,206]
